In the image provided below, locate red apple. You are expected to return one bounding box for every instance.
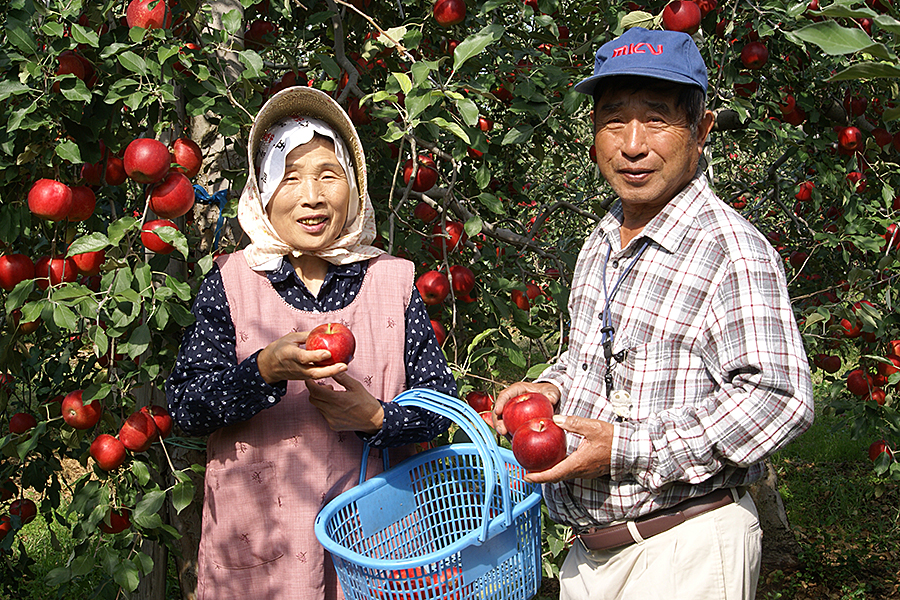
[416,270,451,305]
[429,221,467,256]
[99,508,131,534]
[306,323,356,366]
[347,97,371,126]
[433,0,466,26]
[141,219,178,254]
[0,515,10,541]
[124,138,171,184]
[169,138,203,179]
[740,42,769,69]
[813,353,841,374]
[877,354,900,377]
[105,155,127,186]
[126,0,172,29]
[53,52,86,93]
[465,390,493,413]
[34,256,78,290]
[245,19,276,50]
[28,179,73,221]
[795,181,814,202]
[838,126,863,152]
[71,249,106,277]
[67,185,97,222]
[869,439,894,461]
[119,410,159,452]
[9,412,37,434]
[0,254,35,290]
[430,319,447,346]
[501,392,554,436]
[90,434,127,470]
[413,201,438,223]
[661,1,702,35]
[449,265,475,297]
[478,116,493,132]
[872,127,892,148]
[9,498,37,524]
[512,417,567,472]
[148,171,194,219]
[847,369,872,397]
[789,250,807,269]
[141,405,173,439]
[868,388,887,405]
[403,155,439,192]
[61,390,103,429]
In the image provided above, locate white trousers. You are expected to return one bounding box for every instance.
[559,491,762,600]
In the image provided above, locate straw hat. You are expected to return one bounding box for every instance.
[246,86,367,208]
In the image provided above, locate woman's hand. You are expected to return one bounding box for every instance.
[257,331,347,384]
[305,372,384,434]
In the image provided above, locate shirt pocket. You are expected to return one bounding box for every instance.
[617,339,681,421]
[203,461,287,569]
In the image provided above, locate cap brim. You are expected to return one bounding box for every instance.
[574,70,705,96]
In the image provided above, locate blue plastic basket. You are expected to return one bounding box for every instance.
[315,388,543,600]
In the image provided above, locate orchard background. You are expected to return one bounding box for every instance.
[1,0,899,597]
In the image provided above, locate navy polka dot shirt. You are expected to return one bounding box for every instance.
[165,258,455,447]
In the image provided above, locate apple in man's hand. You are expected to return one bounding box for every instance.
[512,417,567,472]
[501,392,554,436]
[306,323,356,366]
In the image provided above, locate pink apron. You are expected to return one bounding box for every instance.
[197,251,414,600]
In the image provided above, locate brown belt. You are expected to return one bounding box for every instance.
[577,488,738,552]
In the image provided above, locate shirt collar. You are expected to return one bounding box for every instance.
[267,256,363,285]
[601,175,710,255]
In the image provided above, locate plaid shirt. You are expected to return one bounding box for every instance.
[539,176,814,529]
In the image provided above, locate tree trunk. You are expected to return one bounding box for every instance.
[748,460,802,570]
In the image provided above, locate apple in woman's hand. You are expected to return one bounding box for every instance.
[306,323,356,366]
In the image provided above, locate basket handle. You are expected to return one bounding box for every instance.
[360,388,514,543]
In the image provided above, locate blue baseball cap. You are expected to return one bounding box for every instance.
[574,27,708,96]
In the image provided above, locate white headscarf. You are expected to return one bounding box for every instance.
[238,117,383,271]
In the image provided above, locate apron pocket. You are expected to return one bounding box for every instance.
[204,461,287,569]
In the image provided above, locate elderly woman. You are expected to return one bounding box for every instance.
[166,86,456,600]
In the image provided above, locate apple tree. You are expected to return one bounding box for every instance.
[0,0,899,597]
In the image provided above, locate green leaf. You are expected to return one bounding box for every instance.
[131,460,151,486]
[60,78,92,103]
[7,18,37,54]
[786,21,895,59]
[222,9,243,34]
[455,97,479,127]
[828,62,900,81]
[873,14,900,35]
[71,23,100,47]
[125,324,151,359]
[112,560,140,593]
[431,117,470,144]
[108,216,138,245]
[620,11,657,30]
[392,72,412,95]
[477,192,505,214]
[406,90,440,121]
[71,553,95,576]
[52,305,79,331]
[8,102,37,132]
[68,233,110,256]
[501,125,534,146]
[135,263,153,296]
[239,50,264,79]
[453,24,504,72]
[5,280,34,313]
[55,140,82,164]
[172,479,195,514]
[525,363,551,379]
[135,490,166,521]
[464,216,483,237]
[0,80,29,101]
[165,275,193,301]
[118,51,148,75]
[45,567,72,586]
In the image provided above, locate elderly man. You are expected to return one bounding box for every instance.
[494,27,814,600]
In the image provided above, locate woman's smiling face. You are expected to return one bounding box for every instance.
[265,136,351,253]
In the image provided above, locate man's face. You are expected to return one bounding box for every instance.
[592,84,713,213]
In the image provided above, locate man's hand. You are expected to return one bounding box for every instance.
[305,371,384,434]
[524,415,614,484]
[493,381,561,437]
[257,331,347,384]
